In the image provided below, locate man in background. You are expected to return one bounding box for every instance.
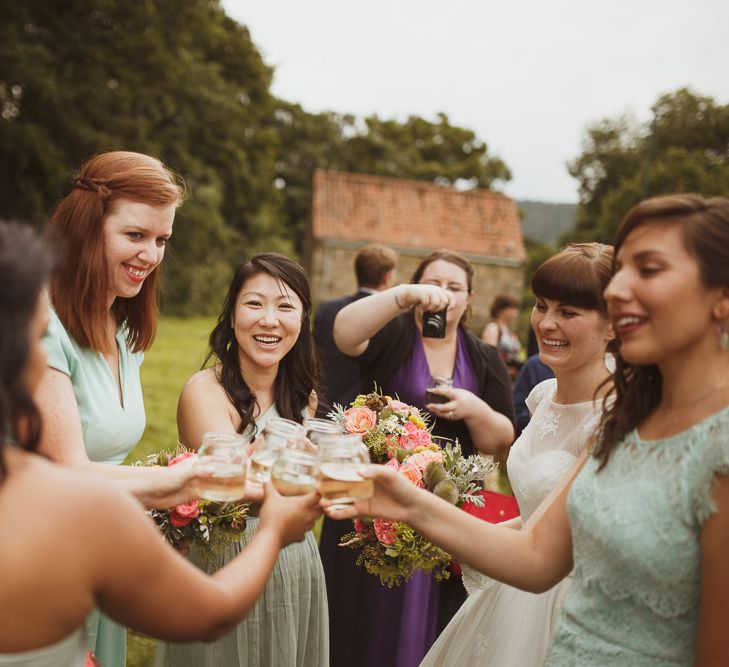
[313,243,397,413]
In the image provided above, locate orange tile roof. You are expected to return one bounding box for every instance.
[312,170,526,262]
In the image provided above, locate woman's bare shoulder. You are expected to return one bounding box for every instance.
[180,367,229,403]
[185,366,222,387]
[3,449,135,514]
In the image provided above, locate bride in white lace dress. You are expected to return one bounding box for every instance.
[422,243,615,667]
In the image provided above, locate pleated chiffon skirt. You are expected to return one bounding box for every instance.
[156,518,329,667]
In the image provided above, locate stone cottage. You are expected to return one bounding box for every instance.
[306,169,526,330]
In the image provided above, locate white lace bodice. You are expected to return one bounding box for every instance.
[509,379,603,522]
[462,379,603,595]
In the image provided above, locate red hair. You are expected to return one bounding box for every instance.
[46,151,184,353]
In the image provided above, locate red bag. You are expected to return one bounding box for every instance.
[463,490,520,523]
[451,491,520,575]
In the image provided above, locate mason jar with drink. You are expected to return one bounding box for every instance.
[196,432,248,502]
[317,433,373,510]
[249,418,306,484]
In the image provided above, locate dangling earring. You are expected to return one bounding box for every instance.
[716,321,729,351]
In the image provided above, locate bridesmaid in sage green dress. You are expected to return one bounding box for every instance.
[157,253,329,667]
[327,195,729,665]
[1,221,322,667]
[34,151,202,667]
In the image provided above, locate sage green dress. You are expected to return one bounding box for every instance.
[43,310,146,667]
[546,404,729,665]
[0,627,86,667]
[156,405,329,667]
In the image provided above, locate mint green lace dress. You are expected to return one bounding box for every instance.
[546,405,729,666]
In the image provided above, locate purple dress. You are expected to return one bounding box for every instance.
[367,327,478,667]
[320,318,514,667]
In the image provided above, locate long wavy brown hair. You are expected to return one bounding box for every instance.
[205,253,323,436]
[594,194,729,470]
[46,151,184,353]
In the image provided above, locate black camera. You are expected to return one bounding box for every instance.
[422,309,447,338]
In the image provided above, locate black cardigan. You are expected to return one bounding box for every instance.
[351,314,515,457]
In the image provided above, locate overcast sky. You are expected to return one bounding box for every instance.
[222,0,729,203]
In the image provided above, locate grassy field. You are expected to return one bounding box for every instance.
[125,317,215,464]
[125,317,214,667]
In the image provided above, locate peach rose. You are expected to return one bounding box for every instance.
[343,407,377,434]
[399,464,424,488]
[405,449,443,471]
[169,500,200,527]
[373,518,398,545]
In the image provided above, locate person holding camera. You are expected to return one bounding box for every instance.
[332,250,515,667]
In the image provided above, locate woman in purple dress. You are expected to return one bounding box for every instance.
[322,251,515,667]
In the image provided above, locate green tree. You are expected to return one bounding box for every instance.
[1,1,513,312]
[565,88,729,244]
[0,0,279,313]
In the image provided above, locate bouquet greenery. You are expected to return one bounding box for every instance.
[330,391,496,586]
[136,447,248,562]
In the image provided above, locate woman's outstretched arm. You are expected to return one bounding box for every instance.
[324,451,585,593]
[34,367,206,508]
[334,284,453,356]
[94,478,321,641]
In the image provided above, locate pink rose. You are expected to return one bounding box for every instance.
[399,421,427,451]
[169,451,197,466]
[405,449,443,472]
[354,518,367,533]
[399,464,424,487]
[373,518,398,545]
[343,407,377,434]
[385,458,400,470]
[169,500,200,527]
[388,399,411,413]
[417,430,432,447]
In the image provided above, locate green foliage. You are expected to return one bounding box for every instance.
[565,88,729,244]
[0,0,279,314]
[343,525,452,588]
[1,2,511,315]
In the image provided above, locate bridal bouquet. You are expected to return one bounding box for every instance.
[330,391,495,586]
[136,447,248,561]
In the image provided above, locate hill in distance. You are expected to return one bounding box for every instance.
[517,200,577,246]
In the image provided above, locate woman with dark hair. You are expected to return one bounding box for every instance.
[34,151,207,666]
[0,223,320,667]
[329,250,515,666]
[423,242,614,666]
[157,253,328,667]
[327,194,729,666]
[481,292,523,379]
